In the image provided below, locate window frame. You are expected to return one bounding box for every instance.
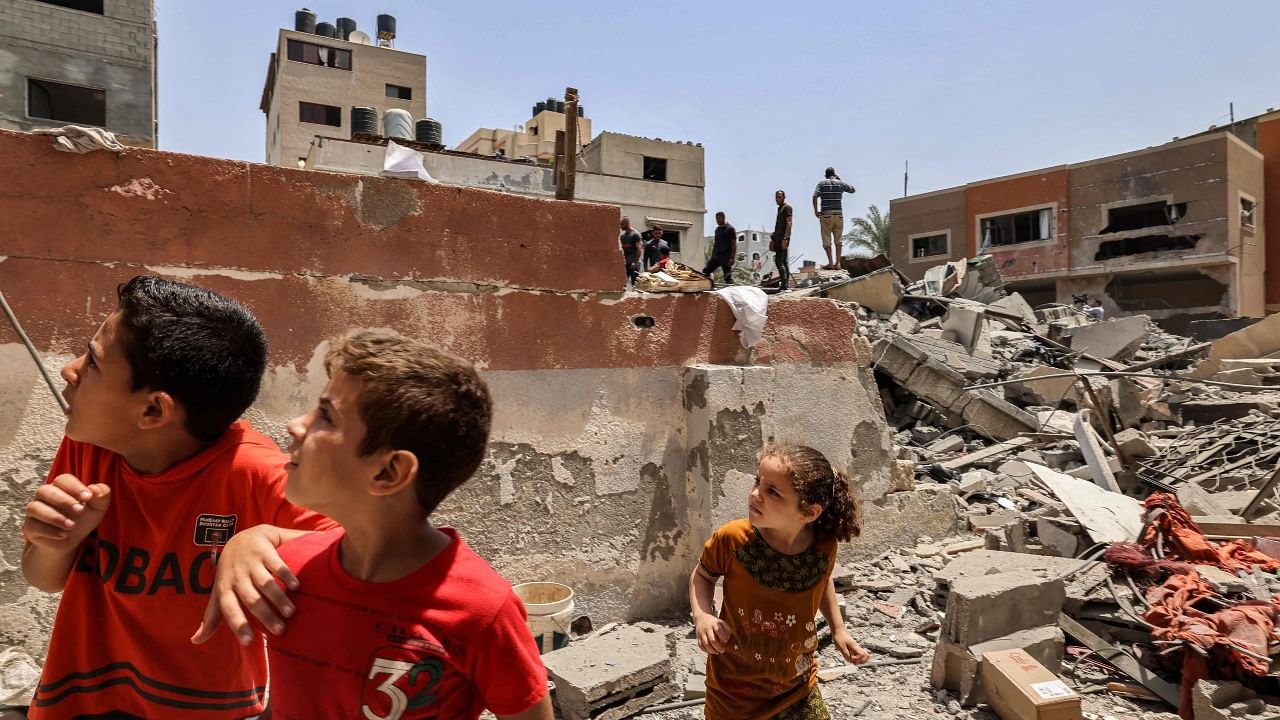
[33,0,103,14]
[26,76,106,126]
[385,84,412,100]
[907,230,951,263]
[286,39,353,71]
[974,202,1058,250]
[1240,191,1257,230]
[298,101,342,127]
[642,156,668,182]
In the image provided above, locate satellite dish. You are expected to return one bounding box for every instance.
[348,30,373,45]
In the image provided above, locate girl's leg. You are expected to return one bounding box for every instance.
[772,685,831,720]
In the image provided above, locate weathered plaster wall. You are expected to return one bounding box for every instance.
[0,129,896,659]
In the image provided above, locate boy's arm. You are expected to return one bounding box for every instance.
[190,524,312,645]
[21,474,111,592]
[496,694,552,720]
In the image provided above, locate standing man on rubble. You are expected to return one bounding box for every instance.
[703,211,736,284]
[619,216,643,286]
[812,167,856,269]
[643,227,668,272]
[772,190,793,289]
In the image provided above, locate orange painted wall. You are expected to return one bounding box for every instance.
[964,168,1070,279]
[1257,118,1280,307]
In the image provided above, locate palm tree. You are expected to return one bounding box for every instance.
[843,205,891,257]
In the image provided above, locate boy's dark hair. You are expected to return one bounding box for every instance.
[660,247,671,257]
[762,443,860,542]
[325,329,492,515]
[115,276,267,443]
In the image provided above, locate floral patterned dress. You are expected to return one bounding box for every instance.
[699,519,837,720]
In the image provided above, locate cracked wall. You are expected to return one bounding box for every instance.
[0,129,893,660]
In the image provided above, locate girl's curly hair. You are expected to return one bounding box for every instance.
[762,443,861,542]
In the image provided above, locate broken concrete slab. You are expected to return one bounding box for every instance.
[1189,310,1280,379]
[990,292,1039,327]
[1026,463,1142,543]
[940,301,992,355]
[542,624,676,720]
[1064,315,1151,360]
[825,267,904,315]
[1008,366,1078,407]
[1112,428,1156,458]
[1074,410,1121,493]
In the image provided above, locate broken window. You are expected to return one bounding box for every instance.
[299,102,341,127]
[27,78,105,126]
[1241,197,1256,228]
[1105,271,1227,312]
[1094,234,1199,261]
[34,0,103,12]
[385,84,412,100]
[980,208,1053,248]
[286,39,352,70]
[1101,201,1186,233]
[642,157,667,182]
[911,234,948,258]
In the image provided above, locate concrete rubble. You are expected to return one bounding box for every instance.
[565,254,1280,720]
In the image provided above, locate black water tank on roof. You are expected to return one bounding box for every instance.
[535,101,547,114]
[350,106,378,137]
[578,105,585,117]
[415,118,443,146]
[335,17,356,40]
[376,14,397,38]
[295,8,316,33]
[315,22,336,38]
[555,100,565,114]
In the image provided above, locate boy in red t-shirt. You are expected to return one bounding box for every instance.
[202,328,550,720]
[18,276,333,720]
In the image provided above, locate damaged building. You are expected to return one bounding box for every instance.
[890,124,1274,332]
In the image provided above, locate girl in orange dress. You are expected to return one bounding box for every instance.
[689,444,869,719]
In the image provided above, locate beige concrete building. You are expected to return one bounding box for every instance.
[260,12,426,167]
[456,103,592,163]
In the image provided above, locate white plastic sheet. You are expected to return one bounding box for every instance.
[381,141,436,182]
[715,286,769,349]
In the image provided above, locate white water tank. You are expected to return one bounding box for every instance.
[383,109,413,141]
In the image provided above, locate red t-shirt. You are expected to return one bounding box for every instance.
[266,528,548,720]
[29,422,335,720]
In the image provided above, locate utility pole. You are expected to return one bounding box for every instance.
[903,161,909,197]
[1230,102,1235,132]
[555,87,579,201]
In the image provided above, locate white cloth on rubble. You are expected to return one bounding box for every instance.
[381,140,436,182]
[715,285,769,349]
[31,125,124,153]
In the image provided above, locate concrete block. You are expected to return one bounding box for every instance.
[959,391,1039,442]
[943,571,1065,646]
[826,267,903,315]
[1065,315,1150,360]
[904,358,970,411]
[1112,428,1156,458]
[940,301,990,355]
[925,435,965,454]
[542,624,676,720]
[1007,366,1079,406]
[889,458,915,492]
[1190,679,1270,720]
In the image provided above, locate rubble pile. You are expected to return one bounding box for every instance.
[529,255,1280,719]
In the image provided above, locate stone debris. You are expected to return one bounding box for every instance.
[542,623,676,720]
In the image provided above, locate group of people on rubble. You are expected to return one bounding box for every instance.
[620,166,858,293]
[11,274,871,720]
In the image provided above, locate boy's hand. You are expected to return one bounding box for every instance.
[191,525,299,646]
[833,630,869,665]
[23,474,111,552]
[694,612,731,655]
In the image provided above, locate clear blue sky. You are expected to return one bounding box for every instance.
[158,1,1280,266]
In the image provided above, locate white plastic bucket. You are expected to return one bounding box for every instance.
[514,581,575,654]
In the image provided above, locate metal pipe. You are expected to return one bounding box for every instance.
[0,291,68,413]
[966,370,1271,393]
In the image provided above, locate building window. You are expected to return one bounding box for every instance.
[33,0,103,12]
[385,84,412,100]
[643,156,667,181]
[980,207,1053,248]
[286,39,352,70]
[1101,200,1185,233]
[646,229,681,253]
[910,233,948,259]
[1241,196,1256,229]
[27,78,105,126]
[299,102,341,126]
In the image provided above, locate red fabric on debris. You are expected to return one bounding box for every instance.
[1103,494,1280,718]
[1140,493,1280,574]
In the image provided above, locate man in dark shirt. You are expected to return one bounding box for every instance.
[772,190,793,289]
[643,227,669,270]
[702,211,736,284]
[619,216,643,285]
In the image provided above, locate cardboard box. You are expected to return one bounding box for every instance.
[980,649,1082,720]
